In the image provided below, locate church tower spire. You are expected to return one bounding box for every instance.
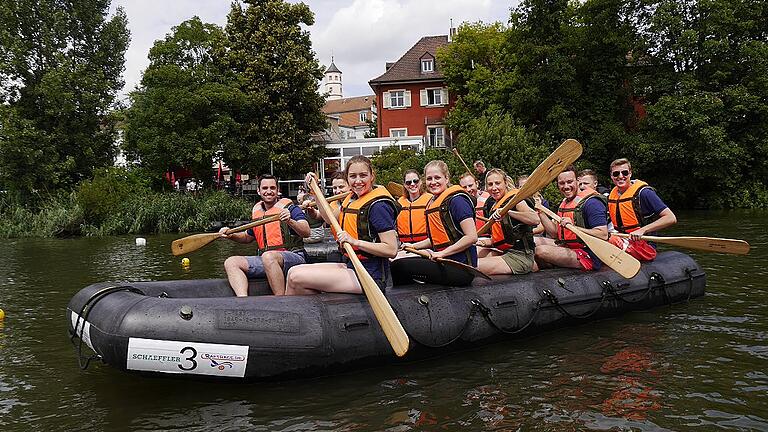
[324,56,342,100]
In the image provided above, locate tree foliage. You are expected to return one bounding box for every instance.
[0,0,129,199]
[124,0,329,185]
[219,0,328,177]
[123,17,236,185]
[439,0,768,208]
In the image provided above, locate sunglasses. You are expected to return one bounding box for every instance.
[612,169,630,178]
[404,179,419,185]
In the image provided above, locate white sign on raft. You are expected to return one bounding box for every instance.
[127,337,249,378]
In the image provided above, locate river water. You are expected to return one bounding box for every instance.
[0,211,766,431]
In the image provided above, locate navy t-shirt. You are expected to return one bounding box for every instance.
[638,188,668,228]
[345,200,396,280]
[444,195,479,266]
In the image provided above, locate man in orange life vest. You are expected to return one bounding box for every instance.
[459,172,491,232]
[607,158,677,261]
[534,165,609,271]
[219,174,310,296]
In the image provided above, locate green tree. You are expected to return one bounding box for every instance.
[0,0,129,198]
[219,0,329,177]
[123,17,237,186]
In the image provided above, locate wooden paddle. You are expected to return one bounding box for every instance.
[170,214,281,256]
[403,246,491,280]
[386,181,405,198]
[308,177,410,357]
[300,191,351,209]
[612,233,750,255]
[536,204,641,279]
[477,139,583,236]
[452,147,473,175]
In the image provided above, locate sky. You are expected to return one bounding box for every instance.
[110,0,517,99]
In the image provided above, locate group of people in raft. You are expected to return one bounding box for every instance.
[218,155,677,296]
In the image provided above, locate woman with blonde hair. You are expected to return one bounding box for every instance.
[286,155,398,294]
[476,168,540,275]
[393,160,478,286]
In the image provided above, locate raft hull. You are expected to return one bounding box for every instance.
[67,251,705,380]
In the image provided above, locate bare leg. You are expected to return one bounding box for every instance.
[261,251,286,295]
[534,244,582,269]
[285,263,362,295]
[223,256,251,297]
[478,255,512,275]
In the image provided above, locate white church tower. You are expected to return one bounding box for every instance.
[324,57,343,100]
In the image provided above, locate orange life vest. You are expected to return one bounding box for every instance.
[490,189,535,252]
[474,191,490,232]
[251,198,303,254]
[608,180,658,233]
[396,193,433,243]
[557,189,605,249]
[339,186,397,260]
[425,185,474,262]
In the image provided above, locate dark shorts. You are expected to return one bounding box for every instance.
[245,251,306,278]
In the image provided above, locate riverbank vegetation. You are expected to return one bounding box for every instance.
[0,168,251,238]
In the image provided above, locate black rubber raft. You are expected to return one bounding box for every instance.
[67,250,705,380]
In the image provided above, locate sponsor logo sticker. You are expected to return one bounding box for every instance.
[127,338,249,378]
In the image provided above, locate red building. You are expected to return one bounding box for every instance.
[369,35,455,147]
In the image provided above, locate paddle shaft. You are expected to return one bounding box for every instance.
[536,203,640,279]
[612,233,750,255]
[452,148,473,175]
[478,139,583,236]
[307,178,410,357]
[300,191,350,209]
[170,214,281,256]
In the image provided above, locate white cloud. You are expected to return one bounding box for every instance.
[111,0,515,100]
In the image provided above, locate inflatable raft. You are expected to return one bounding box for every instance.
[67,251,705,380]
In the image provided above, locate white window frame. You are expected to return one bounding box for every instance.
[427,126,445,148]
[389,128,407,137]
[420,87,448,107]
[359,111,368,122]
[382,89,411,109]
[421,59,434,73]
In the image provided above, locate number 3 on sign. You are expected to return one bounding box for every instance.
[179,346,197,371]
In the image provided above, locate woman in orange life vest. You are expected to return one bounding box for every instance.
[396,169,433,244]
[285,155,398,295]
[476,169,541,275]
[393,160,479,286]
[218,174,311,296]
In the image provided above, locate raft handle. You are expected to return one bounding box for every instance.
[341,320,371,331]
[494,299,518,309]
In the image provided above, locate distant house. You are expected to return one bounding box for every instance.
[322,95,376,140]
[369,35,455,148]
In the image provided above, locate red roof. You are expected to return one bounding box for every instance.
[322,95,375,115]
[369,35,449,85]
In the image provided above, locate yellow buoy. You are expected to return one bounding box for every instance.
[181,257,190,267]
[0,308,5,320]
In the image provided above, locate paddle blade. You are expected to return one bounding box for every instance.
[574,229,641,279]
[648,236,750,255]
[386,182,404,198]
[171,233,220,256]
[344,243,410,356]
[436,258,492,280]
[477,139,583,235]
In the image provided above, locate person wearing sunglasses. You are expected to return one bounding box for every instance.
[607,158,677,261]
[534,165,609,271]
[393,160,478,286]
[459,172,492,232]
[395,169,432,245]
